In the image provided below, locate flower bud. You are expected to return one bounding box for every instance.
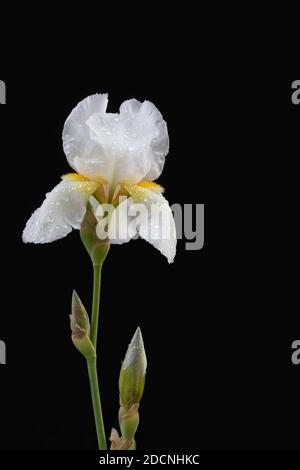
[80,203,110,266]
[70,290,95,359]
[119,327,147,410]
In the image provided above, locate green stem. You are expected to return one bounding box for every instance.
[87,263,107,450]
[91,264,102,348]
[87,357,107,450]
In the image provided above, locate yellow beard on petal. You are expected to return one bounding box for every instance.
[62,172,107,185]
[137,180,164,192]
[122,180,164,203]
[62,173,90,182]
[62,174,164,204]
[73,180,99,194]
[62,173,99,195]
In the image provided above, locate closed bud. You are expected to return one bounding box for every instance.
[70,290,95,359]
[119,327,147,410]
[71,290,90,336]
[80,203,110,266]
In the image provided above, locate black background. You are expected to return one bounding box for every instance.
[0,51,299,451]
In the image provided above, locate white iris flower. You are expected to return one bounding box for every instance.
[23,94,177,263]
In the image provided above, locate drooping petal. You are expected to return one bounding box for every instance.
[115,184,177,263]
[138,194,176,264]
[22,179,98,243]
[62,94,109,178]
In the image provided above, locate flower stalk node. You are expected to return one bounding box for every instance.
[119,404,140,441]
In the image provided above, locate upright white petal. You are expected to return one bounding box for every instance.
[119,99,169,181]
[22,180,98,243]
[62,93,109,178]
[62,94,169,185]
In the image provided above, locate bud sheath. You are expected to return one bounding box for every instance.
[80,203,110,266]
